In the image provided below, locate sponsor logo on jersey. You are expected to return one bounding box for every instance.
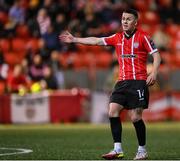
[121,54,137,58]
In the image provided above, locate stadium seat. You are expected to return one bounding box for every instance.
[166,24,180,37]
[139,24,157,36]
[81,52,96,68]
[71,53,85,69]
[160,51,174,68]
[59,52,82,69]
[76,44,88,52]
[76,45,103,54]
[170,37,180,52]
[0,39,11,52]
[4,51,23,67]
[142,11,160,25]
[96,52,113,68]
[16,24,30,39]
[58,52,69,68]
[12,38,26,52]
[173,51,180,68]
[133,0,149,11]
[20,0,29,9]
[0,11,8,24]
[0,80,6,95]
[88,46,103,54]
[26,38,39,52]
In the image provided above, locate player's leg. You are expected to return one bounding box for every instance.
[109,103,124,152]
[102,102,124,160]
[129,108,148,160]
[126,80,149,159]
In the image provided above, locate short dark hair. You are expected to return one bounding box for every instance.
[123,9,139,19]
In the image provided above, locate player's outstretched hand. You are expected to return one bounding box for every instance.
[59,31,74,43]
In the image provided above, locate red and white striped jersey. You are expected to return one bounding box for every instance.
[102,29,158,81]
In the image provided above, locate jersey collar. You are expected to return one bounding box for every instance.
[124,29,137,39]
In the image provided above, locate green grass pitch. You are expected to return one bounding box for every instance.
[0,122,180,160]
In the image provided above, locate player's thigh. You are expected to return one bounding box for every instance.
[128,108,143,122]
[127,80,149,109]
[109,102,124,117]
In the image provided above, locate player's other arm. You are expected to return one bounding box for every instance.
[152,52,161,73]
[146,51,161,86]
[59,31,104,45]
[143,34,161,86]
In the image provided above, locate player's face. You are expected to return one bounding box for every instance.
[121,13,137,32]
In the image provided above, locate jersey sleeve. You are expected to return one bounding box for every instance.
[102,34,118,46]
[142,35,158,54]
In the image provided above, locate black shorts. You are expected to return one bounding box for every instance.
[110,80,149,109]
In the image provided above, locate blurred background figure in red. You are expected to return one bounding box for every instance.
[7,64,29,94]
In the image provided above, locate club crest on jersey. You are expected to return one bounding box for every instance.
[133,42,139,48]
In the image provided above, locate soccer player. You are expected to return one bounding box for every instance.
[59,9,161,160]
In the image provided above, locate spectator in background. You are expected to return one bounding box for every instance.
[68,0,85,36]
[54,13,67,34]
[81,12,101,37]
[48,50,65,89]
[37,8,51,36]
[28,54,45,82]
[42,0,59,21]
[24,46,38,67]
[158,0,174,24]
[21,57,29,76]
[0,48,9,80]
[38,38,50,64]
[72,0,86,21]
[173,0,180,24]
[7,64,29,94]
[41,65,58,90]
[26,0,41,37]
[4,0,25,37]
[0,0,9,11]
[9,0,25,25]
[0,22,4,37]
[53,13,67,51]
[97,0,115,24]
[81,1,101,36]
[42,25,60,51]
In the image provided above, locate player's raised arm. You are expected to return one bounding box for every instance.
[59,31,105,45]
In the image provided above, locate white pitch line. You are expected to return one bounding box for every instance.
[0,147,33,156]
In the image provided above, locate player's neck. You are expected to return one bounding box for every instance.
[124,28,137,38]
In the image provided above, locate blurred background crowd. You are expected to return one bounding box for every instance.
[0,0,179,95]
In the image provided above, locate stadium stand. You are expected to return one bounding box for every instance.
[0,0,180,123]
[170,70,180,91]
[0,0,179,93]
